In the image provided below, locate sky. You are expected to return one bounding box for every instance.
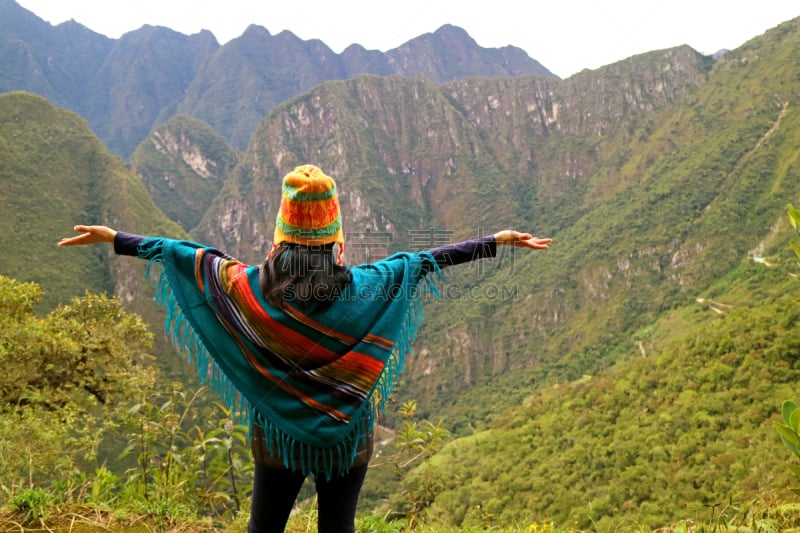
[14,0,800,78]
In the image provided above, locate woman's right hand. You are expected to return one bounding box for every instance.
[58,225,118,247]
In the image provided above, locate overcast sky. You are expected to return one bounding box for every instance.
[14,0,800,78]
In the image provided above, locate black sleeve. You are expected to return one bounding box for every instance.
[113,231,147,256]
[427,235,497,268]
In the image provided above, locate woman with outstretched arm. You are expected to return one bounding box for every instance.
[58,164,551,533]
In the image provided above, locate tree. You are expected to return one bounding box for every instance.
[0,275,157,488]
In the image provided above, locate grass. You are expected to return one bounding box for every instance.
[3,499,800,533]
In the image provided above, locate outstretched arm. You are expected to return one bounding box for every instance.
[58,225,117,247]
[427,230,552,268]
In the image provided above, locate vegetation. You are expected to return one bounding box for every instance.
[0,276,468,531]
[0,275,252,528]
[130,115,240,233]
[775,203,800,500]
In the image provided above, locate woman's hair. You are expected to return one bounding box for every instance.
[260,242,351,312]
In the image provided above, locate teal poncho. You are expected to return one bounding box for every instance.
[135,237,439,478]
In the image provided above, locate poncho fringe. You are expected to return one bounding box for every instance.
[141,242,441,478]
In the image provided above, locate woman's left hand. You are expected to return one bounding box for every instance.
[493,230,552,250]
[58,225,118,247]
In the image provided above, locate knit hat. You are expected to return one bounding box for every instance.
[273,164,344,248]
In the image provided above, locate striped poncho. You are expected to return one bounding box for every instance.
[129,235,440,478]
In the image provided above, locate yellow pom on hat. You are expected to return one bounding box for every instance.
[274,164,344,247]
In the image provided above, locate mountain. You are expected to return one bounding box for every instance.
[378,18,800,528]
[182,18,800,527]
[0,0,221,157]
[0,0,113,110]
[385,24,550,81]
[172,24,348,150]
[177,23,553,150]
[84,25,220,157]
[3,9,800,530]
[0,91,174,298]
[190,44,710,281]
[398,17,800,434]
[0,90,192,382]
[130,114,239,232]
[0,0,554,157]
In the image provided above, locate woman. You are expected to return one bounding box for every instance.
[58,164,551,532]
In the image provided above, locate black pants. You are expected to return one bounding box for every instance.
[247,461,368,533]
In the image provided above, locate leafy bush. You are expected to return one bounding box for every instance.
[776,400,800,495]
[788,203,800,258]
[119,383,253,521]
[777,204,800,493]
[0,277,252,526]
[0,276,155,488]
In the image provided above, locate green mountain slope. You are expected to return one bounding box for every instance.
[392,18,800,420]
[0,91,191,381]
[0,92,176,303]
[422,284,800,530]
[0,91,112,308]
[382,18,800,529]
[130,114,239,232]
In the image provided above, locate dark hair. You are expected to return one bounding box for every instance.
[260,242,351,312]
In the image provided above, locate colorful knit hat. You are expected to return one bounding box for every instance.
[273,164,344,248]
